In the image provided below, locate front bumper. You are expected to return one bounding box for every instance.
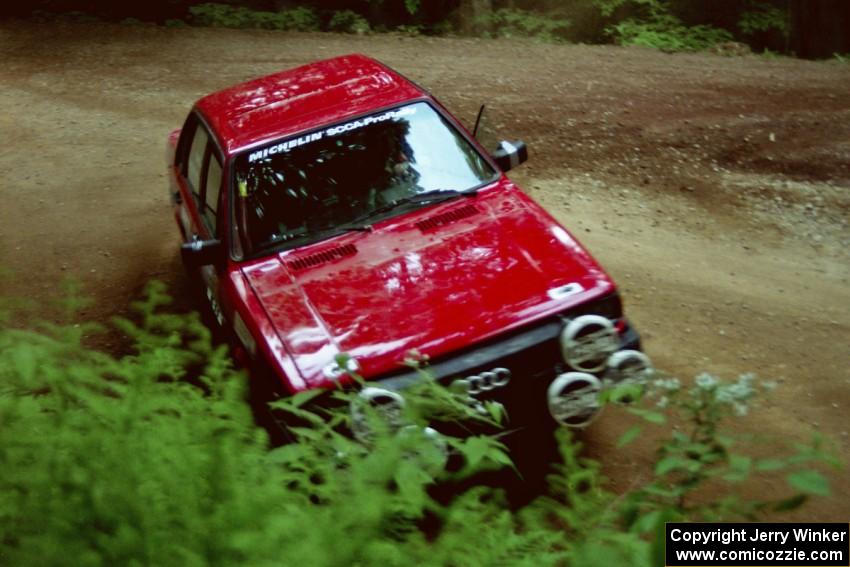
[369,311,644,435]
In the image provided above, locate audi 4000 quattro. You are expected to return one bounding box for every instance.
[167,54,652,442]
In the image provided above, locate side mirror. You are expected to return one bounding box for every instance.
[181,238,224,268]
[492,140,528,172]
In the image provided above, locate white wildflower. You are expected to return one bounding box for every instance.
[733,403,748,417]
[730,383,753,400]
[695,373,719,390]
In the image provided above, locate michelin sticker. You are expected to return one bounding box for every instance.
[248,106,417,163]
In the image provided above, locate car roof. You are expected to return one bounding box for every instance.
[194,54,427,156]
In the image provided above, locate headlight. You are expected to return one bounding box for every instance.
[559,315,620,372]
[397,425,448,473]
[603,349,653,385]
[349,387,405,442]
[323,356,360,380]
[547,372,602,427]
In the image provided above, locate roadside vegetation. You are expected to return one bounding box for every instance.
[12,0,849,58]
[0,281,839,565]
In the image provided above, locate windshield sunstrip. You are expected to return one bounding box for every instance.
[247,107,417,163]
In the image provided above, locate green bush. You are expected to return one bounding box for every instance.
[394,24,426,36]
[476,8,571,43]
[609,13,733,52]
[612,373,839,524]
[0,282,561,565]
[738,2,789,37]
[189,3,320,32]
[328,10,371,34]
[592,0,734,52]
[0,282,838,565]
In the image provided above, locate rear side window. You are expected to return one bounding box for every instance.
[187,126,209,192]
[204,154,222,232]
[175,113,223,236]
[175,114,196,174]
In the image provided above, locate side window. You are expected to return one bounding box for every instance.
[187,126,209,193]
[175,114,197,174]
[204,153,222,233]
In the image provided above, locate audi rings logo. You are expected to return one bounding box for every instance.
[458,367,511,394]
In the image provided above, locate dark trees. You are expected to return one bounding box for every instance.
[790,0,850,58]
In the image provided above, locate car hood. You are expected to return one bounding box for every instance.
[241,182,615,390]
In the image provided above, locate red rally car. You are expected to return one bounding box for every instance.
[167,54,652,437]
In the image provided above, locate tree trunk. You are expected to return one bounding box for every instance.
[453,0,493,35]
[790,0,850,58]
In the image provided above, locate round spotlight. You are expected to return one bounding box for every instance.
[560,315,620,372]
[350,387,406,443]
[547,372,602,428]
[603,349,654,385]
[398,425,449,473]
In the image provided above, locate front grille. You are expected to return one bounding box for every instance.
[373,292,628,430]
[454,336,563,427]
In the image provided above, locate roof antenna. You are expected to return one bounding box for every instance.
[472,104,485,138]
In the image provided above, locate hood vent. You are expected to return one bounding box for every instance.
[287,243,357,271]
[415,204,480,232]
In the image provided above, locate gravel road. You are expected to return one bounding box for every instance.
[1,21,848,520]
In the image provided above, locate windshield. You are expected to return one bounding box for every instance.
[233,102,496,254]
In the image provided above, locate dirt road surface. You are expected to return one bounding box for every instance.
[1,22,848,519]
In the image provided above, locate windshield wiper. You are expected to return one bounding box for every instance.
[350,188,478,226]
[408,188,479,202]
[254,189,476,253]
[313,224,373,233]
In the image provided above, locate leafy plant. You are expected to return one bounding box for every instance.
[188,3,320,32]
[616,372,840,524]
[394,24,425,36]
[475,8,571,43]
[328,10,371,34]
[0,282,518,565]
[592,0,734,52]
[403,0,421,16]
[609,13,732,52]
[592,0,653,18]
[0,282,838,565]
[738,1,789,37]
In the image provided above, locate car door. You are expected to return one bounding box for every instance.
[174,113,227,326]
